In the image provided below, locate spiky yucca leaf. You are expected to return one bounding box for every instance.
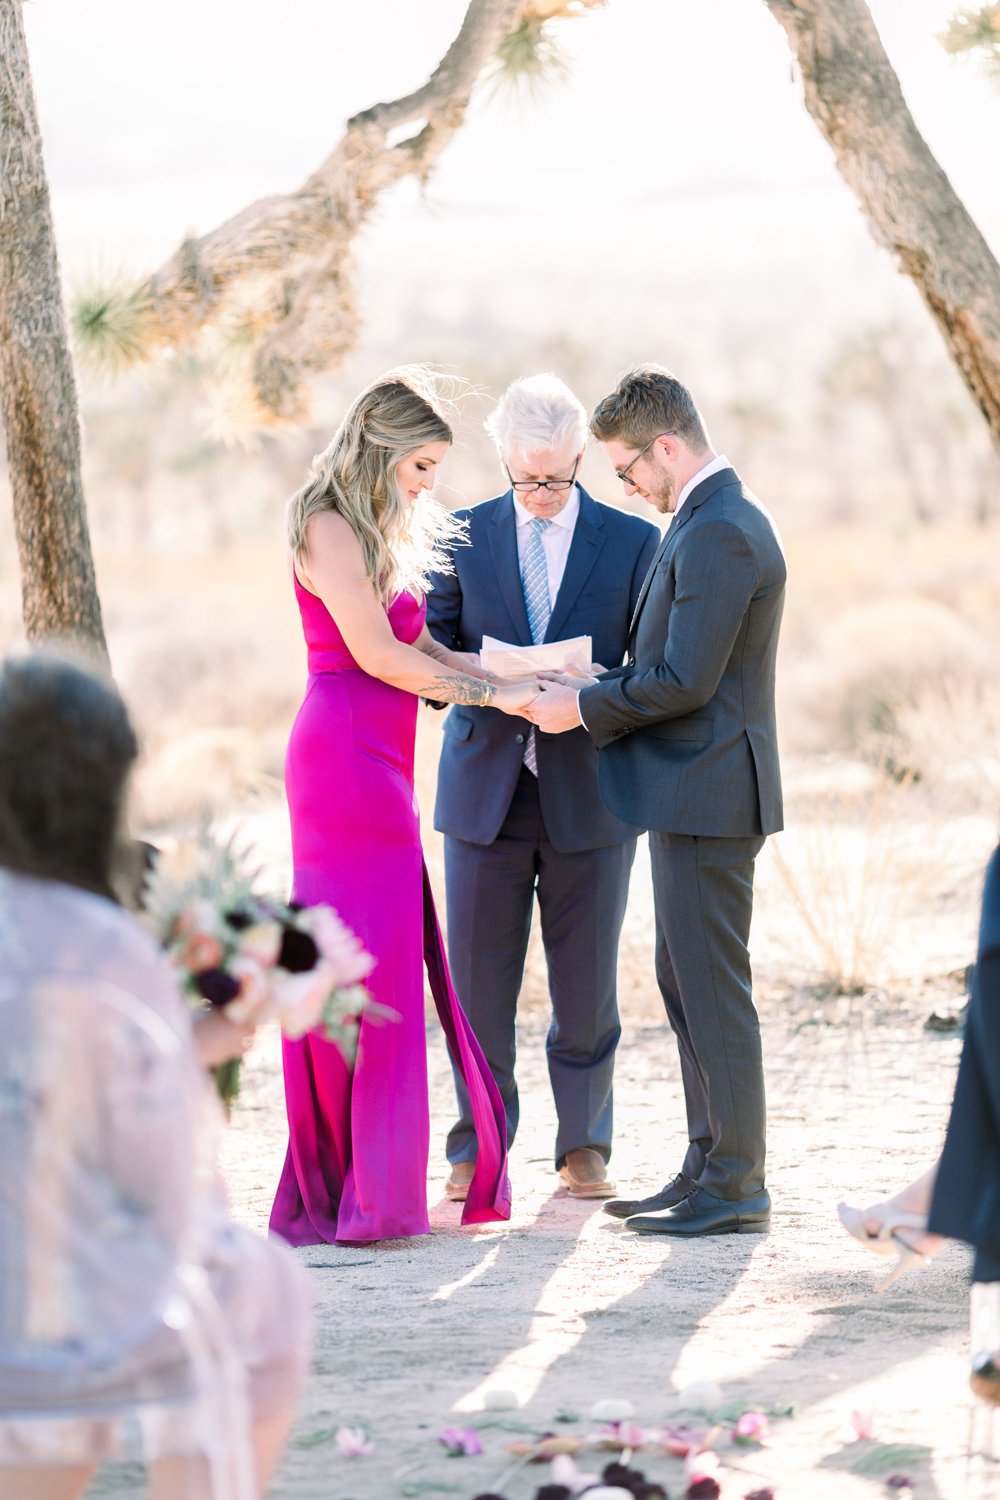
[489,15,570,95]
[488,1,606,98]
[71,277,152,372]
[939,5,1000,75]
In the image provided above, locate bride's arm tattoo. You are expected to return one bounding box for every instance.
[419,674,497,707]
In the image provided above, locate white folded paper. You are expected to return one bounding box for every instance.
[480,634,592,680]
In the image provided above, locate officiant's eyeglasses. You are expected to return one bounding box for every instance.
[505,454,580,492]
[615,433,673,487]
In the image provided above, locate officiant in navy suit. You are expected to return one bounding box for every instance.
[426,375,658,1201]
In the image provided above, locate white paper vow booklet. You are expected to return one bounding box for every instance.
[480,634,592,680]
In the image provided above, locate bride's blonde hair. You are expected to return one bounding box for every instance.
[286,367,466,604]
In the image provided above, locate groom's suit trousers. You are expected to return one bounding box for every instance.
[650,829,766,1198]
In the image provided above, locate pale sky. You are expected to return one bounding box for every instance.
[26,1,998,259]
[21,0,1000,388]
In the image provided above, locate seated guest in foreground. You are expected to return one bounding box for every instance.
[426,374,658,1200]
[0,653,311,1500]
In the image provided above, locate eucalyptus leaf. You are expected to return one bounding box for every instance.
[295,1426,338,1448]
[469,1416,539,1433]
[851,1443,930,1474]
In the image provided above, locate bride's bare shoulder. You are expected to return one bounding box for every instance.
[306,509,363,557]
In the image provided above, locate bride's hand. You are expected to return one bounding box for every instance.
[450,650,483,673]
[493,679,541,716]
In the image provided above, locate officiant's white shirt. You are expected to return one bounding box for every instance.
[512,485,580,609]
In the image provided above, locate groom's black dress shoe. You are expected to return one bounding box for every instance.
[603,1172,697,1220]
[627,1186,771,1237]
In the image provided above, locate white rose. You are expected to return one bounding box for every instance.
[224,957,273,1024]
[589,1398,635,1423]
[271,964,334,1039]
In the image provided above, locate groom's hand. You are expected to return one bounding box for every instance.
[538,663,606,688]
[526,680,581,734]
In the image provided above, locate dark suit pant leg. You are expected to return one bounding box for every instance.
[443,802,537,1165]
[929,859,1000,1277]
[649,831,766,1200]
[537,836,634,1168]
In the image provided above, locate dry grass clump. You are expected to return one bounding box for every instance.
[763,762,926,995]
[130,727,277,830]
[758,755,995,998]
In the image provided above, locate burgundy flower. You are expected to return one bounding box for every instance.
[687,1481,722,1499]
[223,906,254,930]
[603,1461,644,1486]
[885,1480,913,1493]
[196,967,241,1006]
[278,925,320,973]
[533,1488,572,1500]
[599,1460,667,1496]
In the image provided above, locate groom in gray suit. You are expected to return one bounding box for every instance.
[530,365,785,1236]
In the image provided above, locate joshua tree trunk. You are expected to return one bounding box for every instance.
[0,0,108,662]
[762,0,1000,457]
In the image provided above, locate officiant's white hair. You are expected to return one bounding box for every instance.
[486,374,588,461]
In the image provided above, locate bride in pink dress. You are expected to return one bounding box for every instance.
[270,369,534,1246]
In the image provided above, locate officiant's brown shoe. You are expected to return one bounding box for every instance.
[445,1160,476,1202]
[559,1148,616,1199]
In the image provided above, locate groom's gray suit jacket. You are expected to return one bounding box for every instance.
[579,467,785,836]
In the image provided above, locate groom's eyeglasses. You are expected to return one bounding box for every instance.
[505,454,580,493]
[615,433,673,487]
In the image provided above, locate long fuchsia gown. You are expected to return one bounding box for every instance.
[270,574,511,1244]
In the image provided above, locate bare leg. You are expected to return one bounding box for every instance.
[0,1467,95,1500]
[149,1456,213,1500]
[147,1403,296,1499]
[254,1406,297,1493]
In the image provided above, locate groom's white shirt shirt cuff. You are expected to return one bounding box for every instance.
[574,454,731,728]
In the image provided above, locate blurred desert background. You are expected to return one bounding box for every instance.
[3,1,1000,1492]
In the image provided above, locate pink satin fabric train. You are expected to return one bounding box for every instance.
[270,575,511,1244]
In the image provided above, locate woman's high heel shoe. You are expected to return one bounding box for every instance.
[837,1201,932,1291]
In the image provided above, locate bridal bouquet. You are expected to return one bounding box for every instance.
[142,834,377,1106]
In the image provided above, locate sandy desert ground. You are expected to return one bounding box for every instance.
[83,702,1000,1500]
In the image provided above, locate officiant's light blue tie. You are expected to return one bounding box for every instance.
[521,516,553,775]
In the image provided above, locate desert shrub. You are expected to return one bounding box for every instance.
[763,761,926,994]
[795,596,988,766]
